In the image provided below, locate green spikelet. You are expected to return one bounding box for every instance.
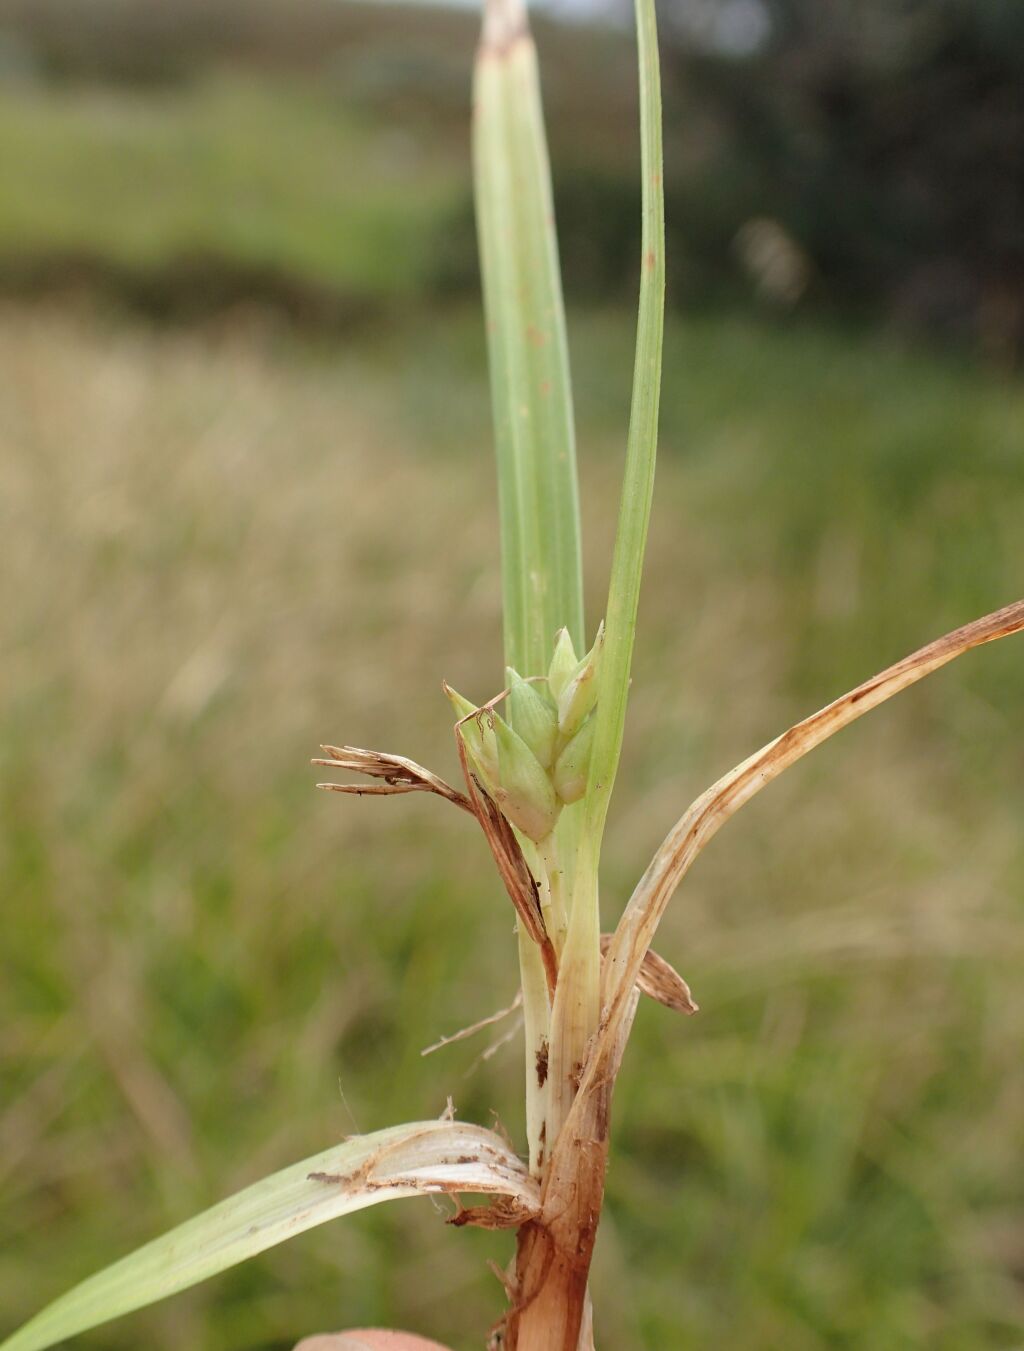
[507,668,558,769]
[548,627,579,700]
[443,683,499,786]
[492,713,560,842]
[552,713,596,804]
[557,622,604,739]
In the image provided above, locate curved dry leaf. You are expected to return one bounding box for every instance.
[592,598,1024,1085]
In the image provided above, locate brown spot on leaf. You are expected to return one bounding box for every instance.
[450,1195,534,1230]
[535,1039,549,1087]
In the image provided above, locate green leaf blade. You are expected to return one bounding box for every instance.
[584,0,665,845]
[474,0,584,676]
[2,1121,537,1351]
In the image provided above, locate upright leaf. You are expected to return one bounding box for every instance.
[584,0,665,846]
[546,0,665,1145]
[473,0,587,1177]
[474,0,584,676]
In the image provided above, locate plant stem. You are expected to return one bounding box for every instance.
[545,0,664,1167]
[510,0,664,1342]
[518,926,551,1178]
[536,831,568,952]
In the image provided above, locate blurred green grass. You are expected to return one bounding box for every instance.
[0,72,463,300]
[2,300,1023,1350]
[0,3,636,319]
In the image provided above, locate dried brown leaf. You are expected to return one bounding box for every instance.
[600,935,697,1015]
[314,745,472,813]
[421,991,524,1058]
[451,708,559,997]
[594,597,1024,1086]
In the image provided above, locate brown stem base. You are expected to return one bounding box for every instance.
[503,1112,609,1350]
[500,966,639,1350]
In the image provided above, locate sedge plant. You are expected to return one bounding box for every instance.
[4,0,1024,1348]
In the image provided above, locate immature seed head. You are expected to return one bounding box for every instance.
[552,712,596,804]
[492,713,560,842]
[547,627,579,700]
[557,622,604,739]
[506,668,558,770]
[444,683,500,787]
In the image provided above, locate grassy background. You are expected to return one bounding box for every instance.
[0,73,463,300]
[2,4,1024,1350]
